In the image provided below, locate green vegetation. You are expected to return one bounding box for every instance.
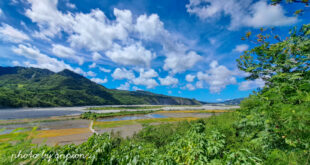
[87,105,165,110]
[0,68,201,108]
[80,110,157,120]
[93,117,198,129]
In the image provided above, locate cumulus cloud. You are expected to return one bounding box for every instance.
[92,52,102,61]
[68,9,131,51]
[86,71,96,77]
[112,68,135,80]
[91,77,108,84]
[244,1,297,28]
[135,14,166,40]
[186,0,297,29]
[99,67,111,73]
[132,86,142,91]
[12,44,89,76]
[185,84,196,91]
[66,2,76,9]
[52,44,84,65]
[12,44,74,72]
[23,0,202,76]
[117,82,130,90]
[12,60,21,66]
[138,68,158,78]
[89,63,96,68]
[164,51,202,74]
[239,78,265,91]
[0,24,30,43]
[132,78,158,89]
[159,76,179,86]
[106,43,155,67]
[196,81,204,88]
[197,61,237,93]
[132,69,159,89]
[25,0,73,39]
[233,44,249,53]
[185,74,196,82]
[25,0,131,49]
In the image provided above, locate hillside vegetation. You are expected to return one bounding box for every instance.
[0,67,201,107]
[0,23,309,164]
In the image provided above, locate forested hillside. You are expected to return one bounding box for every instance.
[0,67,201,107]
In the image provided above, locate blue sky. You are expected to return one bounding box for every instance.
[0,0,308,102]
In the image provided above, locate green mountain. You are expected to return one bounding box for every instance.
[0,66,201,108]
[219,98,244,105]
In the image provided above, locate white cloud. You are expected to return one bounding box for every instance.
[10,0,18,5]
[0,24,30,43]
[233,44,249,53]
[196,81,204,88]
[89,63,96,68]
[52,44,84,65]
[12,44,73,72]
[132,77,158,89]
[186,0,297,29]
[0,9,3,16]
[12,61,20,66]
[159,76,178,86]
[68,9,131,51]
[25,0,131,49]
[132,86,142,91]
[99,67,111,73]
[25,0,73,39]
[23,0,199,75]
[117,82,130,90]
[185,74,196,82]
[86,71,96,77]
[168,90,172,94]
[91,77,107,84]
[135,14,166,40]
[138,68,158,78]
[92,52,102,61]
[239,78,265,91]
[244,1,297,28]
[197,61,237,93]
[186,84,196,91]
[66,2,76,9]
[106,43,155,67]
[112,68,135,80]
[72,67,88,76]
[164,51,202,74]
[132,69,159,89]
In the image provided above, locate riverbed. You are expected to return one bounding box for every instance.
[0,105,237,145]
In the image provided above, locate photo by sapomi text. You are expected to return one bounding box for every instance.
[11,150,89,162]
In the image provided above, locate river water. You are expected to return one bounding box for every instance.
[0,107,86,120]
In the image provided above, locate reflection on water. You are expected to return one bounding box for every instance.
[98,114,167,122]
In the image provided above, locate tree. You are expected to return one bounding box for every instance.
[237,24,310,86]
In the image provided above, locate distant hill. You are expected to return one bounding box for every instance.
[0,66,201,108]
[219,98,244,105]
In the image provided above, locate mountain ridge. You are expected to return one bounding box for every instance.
[0,66,201,108]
